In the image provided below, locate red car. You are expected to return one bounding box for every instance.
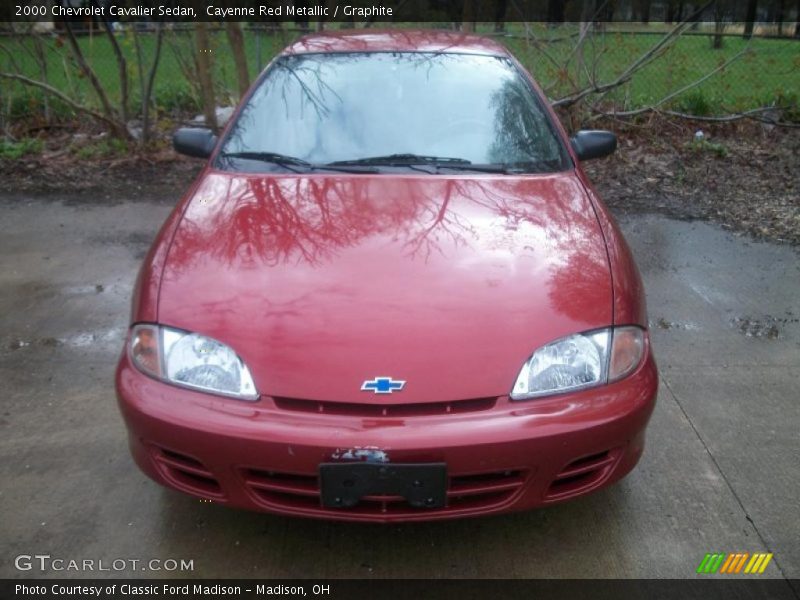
[116,30,657,522]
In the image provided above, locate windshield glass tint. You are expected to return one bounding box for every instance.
[220,52,570,172]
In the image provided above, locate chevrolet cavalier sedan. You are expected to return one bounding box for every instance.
[116,30,658,522]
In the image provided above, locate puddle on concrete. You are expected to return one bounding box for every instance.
[652,318,701,331]
[730,314,798,340]
[5,327,125,352]
[91,231,154,250]
[14,281,117,300]
[64,328,126,347]
[11,281,130,302]
[7,337,62,350]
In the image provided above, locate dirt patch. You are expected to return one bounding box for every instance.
[584,118,800,246]
[0,133,202,203]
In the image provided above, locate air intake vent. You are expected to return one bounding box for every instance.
[545,449,619,501]
[152,446,224,498]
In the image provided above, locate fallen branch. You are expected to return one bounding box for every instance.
[589,44,753,119]
[661,107,800,128]
[553,0,714,108]
[0,72,130,138]
[62,19,119,125]
[592,105,800,128]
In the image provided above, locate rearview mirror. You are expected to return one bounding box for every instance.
[173,127,218,159]
[570,130,617,161]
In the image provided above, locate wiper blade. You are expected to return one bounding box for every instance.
[328,154,516,173]
[220,151,311,172]
[327,153,472,166]
[432,163,513,174]
[220,151,378,174]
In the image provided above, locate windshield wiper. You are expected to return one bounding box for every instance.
[327,153,514,173]
[327,153,472,166]
[220,151,378,174]
[428,163,514,174]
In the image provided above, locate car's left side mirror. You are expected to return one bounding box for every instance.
[173,127,218,159]
[570,130,617,161]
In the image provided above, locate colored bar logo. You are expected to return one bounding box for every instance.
[697,553,773,574]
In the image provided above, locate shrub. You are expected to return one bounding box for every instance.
[0,138,43,159]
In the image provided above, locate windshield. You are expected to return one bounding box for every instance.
[218,52,571,174]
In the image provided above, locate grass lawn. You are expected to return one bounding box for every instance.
[1,23,798,122]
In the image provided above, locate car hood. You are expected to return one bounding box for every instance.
[159,171,612,403]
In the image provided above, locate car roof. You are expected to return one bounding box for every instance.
[282,29,510,57]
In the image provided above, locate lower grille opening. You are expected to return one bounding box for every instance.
[241,467,528,515]
[152,446,224,498]
[545,449,618,500]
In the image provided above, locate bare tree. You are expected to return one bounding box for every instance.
[225,22,250,99]
[62,19,122,131]
[137,23,164,146]
[743,0,758,38]
[95,5,129,122]
[554,1,716,109]
[640,0,652,23]
[461,0,477,32]
[796,0,800,37]
[194,22,218,132]
[494,0,508,32]
[712,0,727,48]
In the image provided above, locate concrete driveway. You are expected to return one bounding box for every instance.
[1,189,798,583]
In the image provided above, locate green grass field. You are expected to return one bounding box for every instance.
[1,23,798,123]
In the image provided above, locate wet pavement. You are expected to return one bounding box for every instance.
[0,191,798,582]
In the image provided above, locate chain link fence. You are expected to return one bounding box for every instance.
[1,22,798,135]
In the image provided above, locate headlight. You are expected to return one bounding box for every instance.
[510,326,645,400]
[130,324,258,401]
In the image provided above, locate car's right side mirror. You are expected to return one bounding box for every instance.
[173,127,218,159]
[570,130,617,161]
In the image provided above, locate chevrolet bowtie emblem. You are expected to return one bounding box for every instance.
[361,377,406,394]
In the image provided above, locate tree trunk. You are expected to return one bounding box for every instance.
[796,0,800,37]
[775,0,784,35]
[462,0,477,32]
[140,23,164,146]
[194,22,218,132]
[640,0,651,23]
[32,34,50,124]
[61,19,121,129]
[665,0,675,23]
[316,0,326,31]
[494,0,508,32]
[581,0,596,21]
[712,0,726,48]
[743,0,757,38]
[547,0,566,22]
[225,22,250,99]
[96,4,128,122]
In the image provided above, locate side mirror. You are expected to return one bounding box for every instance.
[173,127,218,159]
[570,130,617,161]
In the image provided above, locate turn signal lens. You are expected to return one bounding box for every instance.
[609,326,645,382]
[130,324,161,378]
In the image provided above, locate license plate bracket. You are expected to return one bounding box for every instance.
[319,463,447,509]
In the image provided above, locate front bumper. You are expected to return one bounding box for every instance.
[116,350,658,522]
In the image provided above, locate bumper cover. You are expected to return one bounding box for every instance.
[116,351,657,522]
